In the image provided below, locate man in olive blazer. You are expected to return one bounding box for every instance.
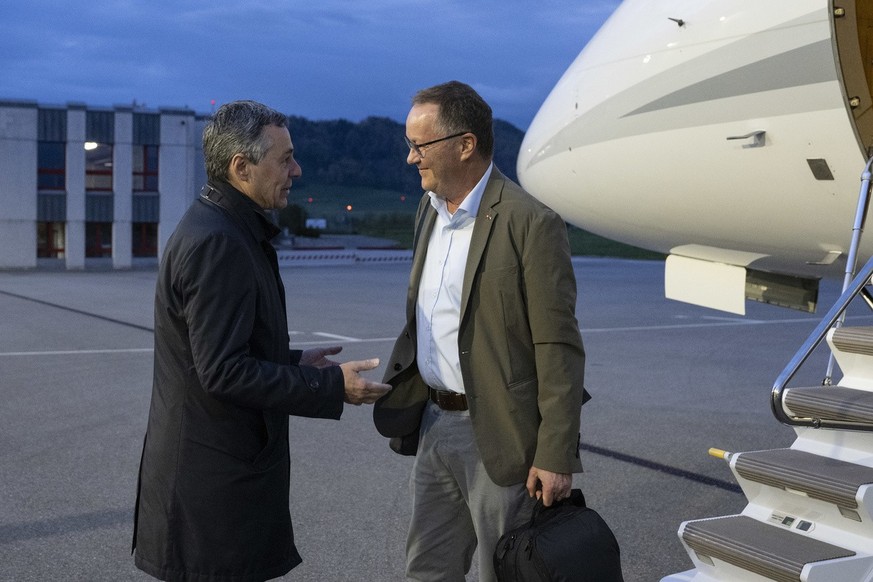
[374,81,587,582]
[376,167,587,480]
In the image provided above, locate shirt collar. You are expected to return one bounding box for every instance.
[428,162,494,220]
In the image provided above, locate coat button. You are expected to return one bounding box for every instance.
[394,363,402,371]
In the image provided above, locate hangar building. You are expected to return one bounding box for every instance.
[0,100,209,269]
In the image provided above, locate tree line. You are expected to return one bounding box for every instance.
[287,115,525,193]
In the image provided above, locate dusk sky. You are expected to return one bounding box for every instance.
[2,1,621,130]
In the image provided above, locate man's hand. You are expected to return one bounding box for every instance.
[340,358,391,405]
[300,345,342,368]
[526,466,572,507]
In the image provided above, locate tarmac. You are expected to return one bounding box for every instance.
[0,257,864,581]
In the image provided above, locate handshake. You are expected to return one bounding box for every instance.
[300,346,391,405]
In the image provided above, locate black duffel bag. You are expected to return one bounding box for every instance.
[494,489,623,582]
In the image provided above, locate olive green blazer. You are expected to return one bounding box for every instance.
[374,168,587,486]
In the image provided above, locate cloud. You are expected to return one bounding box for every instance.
[1,0,621,128]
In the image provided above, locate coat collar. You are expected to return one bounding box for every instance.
[201,181,281,243]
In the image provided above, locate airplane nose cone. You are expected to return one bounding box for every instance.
[517,71,582,210]
[518,106,555,195]
[516,123,547,198]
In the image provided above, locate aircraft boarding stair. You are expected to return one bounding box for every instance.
[662,159,873,582]
[663,328,873,581]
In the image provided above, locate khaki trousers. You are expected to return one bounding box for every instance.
[406,401,535,582]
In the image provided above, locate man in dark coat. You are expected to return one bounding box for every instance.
[132,100,390,582]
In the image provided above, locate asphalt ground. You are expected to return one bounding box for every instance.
[0,258,863,581]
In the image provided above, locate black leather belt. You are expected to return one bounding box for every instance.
[429,387,468,411]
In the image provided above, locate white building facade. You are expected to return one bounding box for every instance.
[0,100,208,269]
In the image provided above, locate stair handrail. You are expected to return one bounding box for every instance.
[770,256,873,428]
[823,155,873,383]
[771,155,873,429]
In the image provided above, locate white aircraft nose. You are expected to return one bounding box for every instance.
[517,76,577,205]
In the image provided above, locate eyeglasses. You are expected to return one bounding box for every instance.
[404,131,469,158]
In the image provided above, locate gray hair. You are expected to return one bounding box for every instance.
[203,100,289,183]
[412,81,494,158]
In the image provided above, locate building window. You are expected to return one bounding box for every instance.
[133,222,158,257]
[133,145,159,191]
[38,142,66,190]
[37,222,66,258]
[85,142,113,191]
[86,222,112,257]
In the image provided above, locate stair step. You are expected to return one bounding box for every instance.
[783,386,873,425]
[735,449,873,510]
[682,515,855,582]
[832,326,873,356]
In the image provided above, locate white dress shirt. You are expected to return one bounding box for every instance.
[416,163,493,394]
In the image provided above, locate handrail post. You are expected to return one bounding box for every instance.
[844,157,873,285]
[772,154,873,428]
[771,256,873,426]
[823,156,873,385]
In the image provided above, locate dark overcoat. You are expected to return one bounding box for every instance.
[133,182,345,582]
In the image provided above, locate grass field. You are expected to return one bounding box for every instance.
[289,183,416,218]
[288,183,664,259]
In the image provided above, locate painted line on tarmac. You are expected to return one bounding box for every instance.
[700,315,765,323]
[0,289,154,333]
[0,507,130,544]
[0,348,154,357]
[0,338,399,357]
[582,321,804,333]
[312,332,363,342]
[299,337,397,345]
[581,443,742,493]
[581,314,873,334]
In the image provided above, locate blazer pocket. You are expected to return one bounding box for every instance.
[480,264,518,279]
[505,376,537,413]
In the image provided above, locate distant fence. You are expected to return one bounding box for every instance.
[276,249,412,267]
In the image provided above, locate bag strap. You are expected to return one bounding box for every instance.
[530,488,587,523]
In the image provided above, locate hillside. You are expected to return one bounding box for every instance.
[281,115,661,259]
[287,115,523,193]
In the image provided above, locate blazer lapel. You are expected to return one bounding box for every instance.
[460,169,504,324]
[407,199,437,323]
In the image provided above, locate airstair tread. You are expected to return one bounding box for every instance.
[832,326,873,356]
[682,515,855,582]
[735,449,873,509]
[783,386,873,425]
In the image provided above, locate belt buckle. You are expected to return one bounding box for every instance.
[437,389,463,411]
[431,388,447,410]
[433,389,445,409]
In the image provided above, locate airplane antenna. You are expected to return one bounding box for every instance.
[668,17,685,27]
